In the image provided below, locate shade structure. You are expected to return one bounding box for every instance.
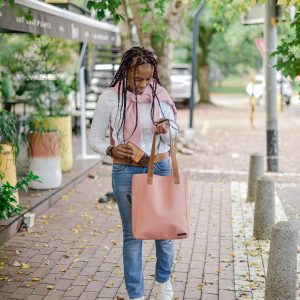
[0,0,119,45]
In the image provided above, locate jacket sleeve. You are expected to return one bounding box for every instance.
[88,92,111,157]
[159,102,177,145]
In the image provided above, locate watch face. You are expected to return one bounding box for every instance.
[107,146,113,156]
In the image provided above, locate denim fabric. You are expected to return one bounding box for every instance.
[112,160,174,299]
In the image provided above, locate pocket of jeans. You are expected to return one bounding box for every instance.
[112,163,128,174]
[154,159,171,172]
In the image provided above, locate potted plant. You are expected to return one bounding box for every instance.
[43,75,76,173]
[0,110,19,203]
[14,35,76,172]
[23,112,62,190]
[0,171,39,221]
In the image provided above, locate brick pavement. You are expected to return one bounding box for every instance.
[0,163,237,299]
[1,102,300,299]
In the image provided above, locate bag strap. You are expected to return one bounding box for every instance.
[147,128,180,185]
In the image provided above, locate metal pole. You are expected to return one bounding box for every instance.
[189,0,206,129]
[76,48,98,160]
[79,66,87,158]
[264,0,278,172]
[76,11,99,160]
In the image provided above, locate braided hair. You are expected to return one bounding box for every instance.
[110,46,164,142]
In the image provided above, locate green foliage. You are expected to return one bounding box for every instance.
[0,35,76,117]
[21,113,57,142]
[86,0,124,23]
[86,0,169,23]
[0,0,33,21]
[139,0,168,16]
[0,171,39,221]
[174,0,261,80]
[0,110,19,160]
[0,73,13,101]
[272,5,300,83]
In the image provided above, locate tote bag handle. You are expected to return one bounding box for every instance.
[147,127,180,185]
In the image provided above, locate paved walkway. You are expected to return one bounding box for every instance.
[1,100,300,299]
[0,165,237,300]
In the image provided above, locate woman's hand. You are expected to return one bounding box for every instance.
[155,119,170,134]
[112,144,135,159]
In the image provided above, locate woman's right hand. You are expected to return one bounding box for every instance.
[112,144,135,159]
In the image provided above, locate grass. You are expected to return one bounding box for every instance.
[211,76,247,95]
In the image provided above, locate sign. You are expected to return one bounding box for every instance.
[0,0,119,45]
[241,3,284,25]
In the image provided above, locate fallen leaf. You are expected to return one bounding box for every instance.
[21,263,30,269]
[197,283,204,290]
[47,285,54,290]
[247,250,258,257]
[229,251,235,257]
[115,270,122,276]
[105,281,115,288]
[31,278,40,282]
[249,282,256,290]
[13,261,21,267]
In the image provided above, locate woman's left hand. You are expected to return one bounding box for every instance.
[155,120,169,134]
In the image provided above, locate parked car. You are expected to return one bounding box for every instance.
[90,63,198,106]
[170,64,199,104]
[246,73,292,106]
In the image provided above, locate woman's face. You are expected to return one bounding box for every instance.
[127,63,153,95]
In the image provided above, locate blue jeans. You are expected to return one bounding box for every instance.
[112,160,174,299]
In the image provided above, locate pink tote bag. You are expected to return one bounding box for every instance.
[131,131,189,240]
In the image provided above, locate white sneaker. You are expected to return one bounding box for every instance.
[130,297,144,300]
[157,279,173,300]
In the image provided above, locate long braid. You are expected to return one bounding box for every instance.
[109,47,162,142]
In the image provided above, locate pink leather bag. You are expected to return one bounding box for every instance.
[131,131,189,240]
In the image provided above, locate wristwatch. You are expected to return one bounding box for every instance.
[106,146,114,157]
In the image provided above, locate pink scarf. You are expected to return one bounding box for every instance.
[109,83,177,145]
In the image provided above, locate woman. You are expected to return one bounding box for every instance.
[89,47,177,300]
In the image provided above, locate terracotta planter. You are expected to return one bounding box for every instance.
[44,116,73,172]
[29,132,62,189]
[0,143,19,204]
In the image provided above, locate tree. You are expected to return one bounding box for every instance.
[126,0,188,89]
[117,0,133,53]
[272,4,300,90]
[183,0,253,103]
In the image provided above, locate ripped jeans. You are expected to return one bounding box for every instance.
[112,160,174,299]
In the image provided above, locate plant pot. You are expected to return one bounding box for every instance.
[28,132,62,189]
[44,116,73,172]
[0,143,19,203]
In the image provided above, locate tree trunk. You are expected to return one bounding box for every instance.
[198,63,211,103]
[118,0,133,54]
[197,26,215,104]
[153,41,172,89]
[152,0,187,89]
[126,0,187,89]
[127,0,152,48]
